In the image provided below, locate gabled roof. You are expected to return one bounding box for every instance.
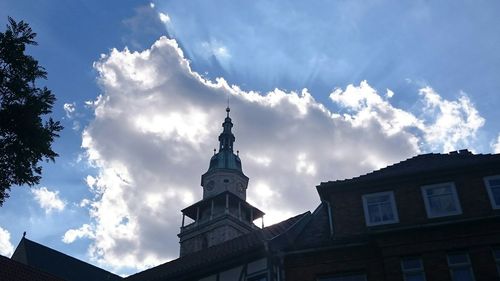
[126,212,311,281]
[0,255,65,281]
[285,204,332,251]
[11,237,121,281]
[317,150,500,198]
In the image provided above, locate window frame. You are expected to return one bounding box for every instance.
[362,191,399,227]
[484,175,500,209]
[447,252,476,281]
[401,257,426,281]
[421,182,462,218]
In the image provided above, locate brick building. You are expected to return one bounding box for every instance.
[3,108,500,281]
[285,149,500,281]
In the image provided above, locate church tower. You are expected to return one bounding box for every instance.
[178,107,264,257]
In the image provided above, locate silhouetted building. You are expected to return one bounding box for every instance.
[126,108,312,281]
[284,149,500,281]
[0,254,65,281]
[3,109,500,281]
[9,236,120,281]
[127,212,310,281]
[178,107,265,257]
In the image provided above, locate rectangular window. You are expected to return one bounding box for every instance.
[318,274,367,281]
[484,175,500,209]
[493,248,500,277]
[447,253,475,281]
[401,257,426,281]
[362,191,399,226]
[421,183,462,218]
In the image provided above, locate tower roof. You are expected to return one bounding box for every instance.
[203,107,244,176]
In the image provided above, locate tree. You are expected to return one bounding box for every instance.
[0,17,63,205]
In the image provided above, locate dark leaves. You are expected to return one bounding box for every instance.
[0,17,63,206]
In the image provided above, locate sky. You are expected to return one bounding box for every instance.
[1,0,500,276]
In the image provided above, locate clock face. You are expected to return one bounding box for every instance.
[238,183,244,193]
[206,180,215,191]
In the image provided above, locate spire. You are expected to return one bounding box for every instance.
[204,107,243,174]
[218,107,235,152]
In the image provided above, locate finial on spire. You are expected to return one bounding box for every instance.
[219,106,235,152]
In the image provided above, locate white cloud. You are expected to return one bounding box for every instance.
[31,187,66,214]
[63,102,76,118]
[158,12,170,23]
[200,39,231,62]
[329,81,485,152]
[330,81,423,137]
[75,36,485,273]
[63,224,95,243]
[419,88,485,152]
[72,121,81,131]
[386,89,394,98]
[493,134,500,153]
[0,227,14,257]
[245,153,272,167]
[63,102,82,131]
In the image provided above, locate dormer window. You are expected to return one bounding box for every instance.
[484,175,500,209]
[362,191,399,226]
[421,182,462,218]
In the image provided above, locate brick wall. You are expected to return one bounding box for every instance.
[328,170,500,238]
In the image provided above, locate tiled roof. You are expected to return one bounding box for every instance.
[11,237,121,281]
[126,212,310,281]
[318,150,500,195]
[285,204,331,250]
[0,255,65,281]
[286,204,378,251]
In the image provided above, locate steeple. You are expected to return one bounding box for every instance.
[178,107,264,257]
[218,107,235,152]
[204,107,244,178]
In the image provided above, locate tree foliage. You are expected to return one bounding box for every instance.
[0,17,63,205]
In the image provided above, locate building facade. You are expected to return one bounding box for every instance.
[285,149,500,281]
[3,109,500,281]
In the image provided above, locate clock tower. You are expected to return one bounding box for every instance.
[178,107,264,257]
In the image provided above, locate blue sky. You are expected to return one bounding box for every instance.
[1,0,499,276]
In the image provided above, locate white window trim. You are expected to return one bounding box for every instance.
[447,252,476,281]
[484,175,500,209]
[421,182,462,218]
[362,191,399,226]
[401,257,426,281]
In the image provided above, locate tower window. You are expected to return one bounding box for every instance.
[224,179,229,183]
